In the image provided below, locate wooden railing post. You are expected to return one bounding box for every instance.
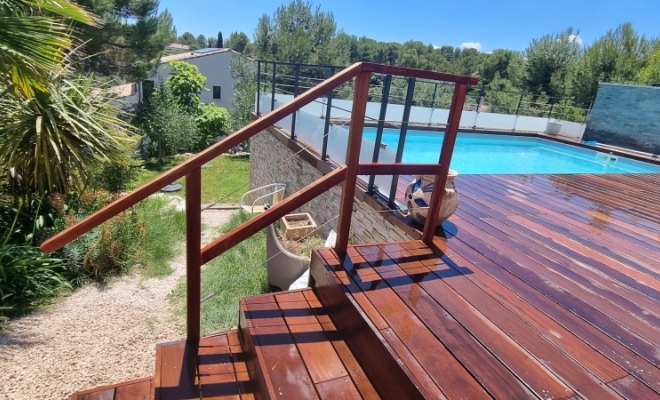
[335,70,371,254]
[186,168,202,343]
[421,83,469,244]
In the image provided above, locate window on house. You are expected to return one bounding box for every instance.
[212,86,221,99]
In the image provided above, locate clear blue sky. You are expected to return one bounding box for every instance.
[159,0,659,52]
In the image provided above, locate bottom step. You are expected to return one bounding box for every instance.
[239,288,379,399]
[70,377,153,400]
[155,330,254,400]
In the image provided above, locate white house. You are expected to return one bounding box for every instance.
[111,48,243,111]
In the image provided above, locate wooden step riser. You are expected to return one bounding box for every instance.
[310,254,425,400]
[70,377,154,400]
[238,309,273,400]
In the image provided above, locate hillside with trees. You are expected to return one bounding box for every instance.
[188,0,657,113]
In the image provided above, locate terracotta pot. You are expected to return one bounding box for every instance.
[407,170,459,226]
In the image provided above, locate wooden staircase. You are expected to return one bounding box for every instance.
[56,63,479,400]
[71,285,394,400]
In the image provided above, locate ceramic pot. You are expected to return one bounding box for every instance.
[406,170,459,226]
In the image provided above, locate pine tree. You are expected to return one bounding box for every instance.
[217,31,223,48]
[73,1,177,81]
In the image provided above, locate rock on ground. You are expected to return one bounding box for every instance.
[0,208,235,400]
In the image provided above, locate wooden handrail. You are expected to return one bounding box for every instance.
[35,60,476,351]
[358,163,444,176]
[40,62,364,254]
[200,166,348,264]
[361,63,480,85]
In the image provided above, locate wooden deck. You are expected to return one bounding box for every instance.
[313,173,660,399]
[72,173,660,399]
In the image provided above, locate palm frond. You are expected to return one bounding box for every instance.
[0,0,97,97]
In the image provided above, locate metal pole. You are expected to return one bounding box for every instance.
[256,61,261,116]
[290,65,300,139]
[270,62,276,112]
[321,67,336,161]
[515,93,523,116]
[475,87,485,113]
[388,77,416,207]
[560,98,568,120]
[430,82,438,109]
[548,102,555,118]
[367,74,392,193]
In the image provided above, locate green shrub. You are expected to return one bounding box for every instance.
[90,136,144,193]
[196,103,230,150]
[0,207,67,319]
[53,191,144,278]
[0,244,67,316]
[52,191,185,280]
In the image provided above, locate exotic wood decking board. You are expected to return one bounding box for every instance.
[239,288,384,400]
[348,173,660,399]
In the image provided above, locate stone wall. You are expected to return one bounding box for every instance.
[249,128,415,244]
[583,83,660,154]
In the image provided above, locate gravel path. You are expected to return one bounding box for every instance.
[0,207,236,400]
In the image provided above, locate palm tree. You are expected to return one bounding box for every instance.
[0,69,136,194]
[0,1,137,196]
[0,0,96,97]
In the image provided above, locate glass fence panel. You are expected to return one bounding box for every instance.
[515,115,549,132]
[474,112,517,131]
[293,105,328,149]
[430,109,450,125]
[459,111,478,128]
[409,106,434,125]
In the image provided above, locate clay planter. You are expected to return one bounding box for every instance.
[406,170,460,227]
[280,213,317,240]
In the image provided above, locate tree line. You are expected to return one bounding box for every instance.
[64,0,660,110]
[201,0,660,114]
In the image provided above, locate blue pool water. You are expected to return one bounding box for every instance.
[362,128,660,174]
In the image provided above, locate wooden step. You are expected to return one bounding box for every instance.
[154,330,254,400]
[239,288,379,399]
[310,252,428,400]
[70,377,153,400]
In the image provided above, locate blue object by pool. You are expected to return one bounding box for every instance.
[583,140,598,146]
[362,128,660,174]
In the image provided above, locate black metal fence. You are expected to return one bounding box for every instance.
[256,60,593,124]
[255,60,593,207]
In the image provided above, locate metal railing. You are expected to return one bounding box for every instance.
[40,63,478,386]
[256,60,593,126]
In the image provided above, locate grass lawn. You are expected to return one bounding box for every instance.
[130,154,250,204]
[132,197,186,278]
[170,211,268,333]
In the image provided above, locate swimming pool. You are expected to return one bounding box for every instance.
[362,128,660,174]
